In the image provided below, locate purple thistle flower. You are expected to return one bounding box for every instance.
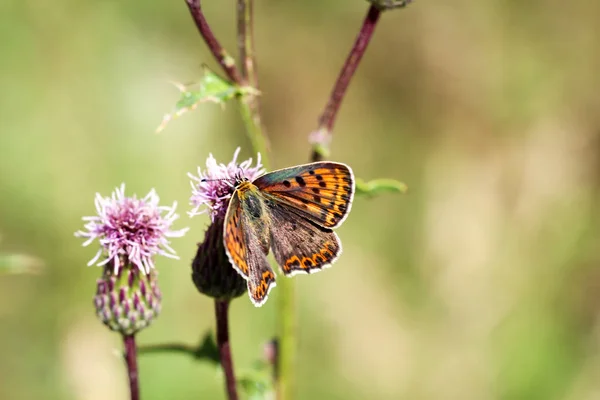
[188,147,265,221]
[75,184,188,275]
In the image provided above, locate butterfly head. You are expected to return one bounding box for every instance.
[232,168,251,186]
[188,148,266,220]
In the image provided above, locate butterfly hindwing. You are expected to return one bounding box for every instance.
[252,162,354,229]
[243,222,277,306]
[266,199,342,276]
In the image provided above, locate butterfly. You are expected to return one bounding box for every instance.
[223,161,355,306]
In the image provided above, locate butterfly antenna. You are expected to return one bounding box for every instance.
[200,177,237,187]
[200,177,227,183]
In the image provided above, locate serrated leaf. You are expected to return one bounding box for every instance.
[156,66,258,133]
[355,178,408,198]
[0,253,44,275]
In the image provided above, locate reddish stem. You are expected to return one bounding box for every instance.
[312,5,382,161]
[123,334,140,400]
[185,0,244,85]
[215,300,239,400]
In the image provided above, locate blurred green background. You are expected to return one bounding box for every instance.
[2,0,600,399]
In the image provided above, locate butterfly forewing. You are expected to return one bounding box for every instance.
[224,190,276,306]
[266,199,341,276]
[224,192,249,278]
[252,162,354,228]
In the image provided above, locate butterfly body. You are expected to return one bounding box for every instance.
[236,181,271,251]
[224,161,354,306]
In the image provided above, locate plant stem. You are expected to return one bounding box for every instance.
[237,0,257,87]
[235,6,294,400]
[215,300,239,400]
[311,5,382,161]
[123,334,140,400]
[237,0,269,158]
[236,3,294,396]
[238,101,270,168]
[185,0,244,85]
[276,278,296,400]
[185,0,270,161]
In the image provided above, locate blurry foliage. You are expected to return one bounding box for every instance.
[0,253,44,275]
[138,332,275,400]
[237,364,274,400]
[138,332,220,364]
[355,177,408,197]
[2,0,600,400]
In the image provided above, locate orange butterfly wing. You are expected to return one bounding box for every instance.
[223,192,249,277]
[224,190,276,306]
[253,162,354,228]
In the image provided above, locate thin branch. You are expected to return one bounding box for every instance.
[237,0,257,87]
[237,0,269,156]
[215,300,239,400]
[276,279,296,400]
[311,5,382,161]
[123,335,140,400]
[185,0,244,85]
[137,342,199,356]
[137,333,220,363]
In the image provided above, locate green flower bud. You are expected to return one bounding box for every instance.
[94,265,162,335]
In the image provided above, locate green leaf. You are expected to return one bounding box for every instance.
[355,178,408,198]
[0,253,44,275]
[136,331,220,363]
[193,332,220,364]
[237,362,274,400]
[156,65,258,133]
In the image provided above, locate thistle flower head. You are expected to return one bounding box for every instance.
[75,184,188,275]
[188,147,265,221]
